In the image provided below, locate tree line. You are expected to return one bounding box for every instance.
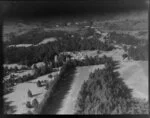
[75,57,148,114]
[4,31,114,66]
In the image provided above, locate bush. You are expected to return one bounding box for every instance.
[97,50,101,54]
[27,110,33,114]
[26,101,32,108]
[32,98,39,108]
[128,44,148,61]
[37,80,42,87]
[48,74,53,78]
[109,32,140,46]
[44,80,48,83]
[33,61,76,114]
[45,82,50,90]
[27,90,32,97]
[122,54,128,59]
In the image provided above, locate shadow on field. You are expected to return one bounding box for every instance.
[40,68,77,114]
[32,93,42,97]
[3,98,17,114]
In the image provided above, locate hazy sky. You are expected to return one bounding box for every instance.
[1,0,148,20]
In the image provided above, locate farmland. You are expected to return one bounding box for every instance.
[3,8,148,114]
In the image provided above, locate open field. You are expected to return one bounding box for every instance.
[3,72,58,114]
[118,61,148,100]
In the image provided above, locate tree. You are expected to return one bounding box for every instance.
[75,58,135,114]
[37,80,42,87]
[48,74,53,78]
[32,98,39,108]
[14,66,18,72]
[122,54,128,60]
[45,82,49,90]
[26,101,32,108]
[27,110,33,114]
[40,66,46,75]
[28,89,32,97]
[97,50,101,54]
[33,64,38,70]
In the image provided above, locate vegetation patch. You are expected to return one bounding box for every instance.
[75,58,149,114]
[128,44,148,60]
[32,60,76,114]
[4,28,115,66]
[109,31,142,46]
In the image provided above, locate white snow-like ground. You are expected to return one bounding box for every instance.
[118,61,148,101]
[8,44,33,48]
[38,37,57,45]
[8,37,57,48]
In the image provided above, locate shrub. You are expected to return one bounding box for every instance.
[37,80,42,87]
[27,110,33,114]
[122,54,128,59]
[26,101,32,108]
[27,89,32,97]
[109,32,140,46]
[14,66,18,72]
[32,98,39,108]
[97,50,101,54]
[48,74,53,78]
[45,82,50,90]
[44,80,47,83]
[128,44,148,61]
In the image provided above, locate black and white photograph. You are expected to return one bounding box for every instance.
[1,0,149,115]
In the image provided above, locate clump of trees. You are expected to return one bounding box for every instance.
[32,98,39,108]
[68,55,114,67]
[45,82,50,90]
[4,29,115,66]
[33,60,76,114]
[122,53,128,60]
[36,80,42,87]
[128,44,148,60]
[109,32,140,46]
[75,57,148,114]
[4,62,53,95]
[26,98,39,109]
[27,89,32,97]
[27,110,33,114]
[6,29,68,45]
[26,101,32,108]
[48,74,53,78]
[3,66,28,77]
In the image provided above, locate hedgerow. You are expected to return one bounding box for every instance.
[75,58,148,114]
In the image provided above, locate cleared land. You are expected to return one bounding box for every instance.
[118,61,148,100]
[3,72,58,114]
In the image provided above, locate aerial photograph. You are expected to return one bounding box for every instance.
[2,0,149,115]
